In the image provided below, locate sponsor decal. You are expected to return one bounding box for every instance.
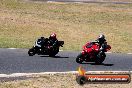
[76,66,131,85]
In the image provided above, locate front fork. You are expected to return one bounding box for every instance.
[81,50,89,61]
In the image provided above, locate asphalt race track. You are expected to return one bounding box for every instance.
[0,48,132,74]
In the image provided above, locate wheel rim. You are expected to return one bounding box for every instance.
[77,57,83,63]
[29,51,34,55]
[79,57,83,62]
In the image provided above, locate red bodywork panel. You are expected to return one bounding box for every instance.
[82,42,99,54]
[82,42,111,55]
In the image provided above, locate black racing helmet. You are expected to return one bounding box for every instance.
[98,34,105,39]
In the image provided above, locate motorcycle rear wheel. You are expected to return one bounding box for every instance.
[49,47,59,57]
[95,53,106,64]
[49,53,56,57]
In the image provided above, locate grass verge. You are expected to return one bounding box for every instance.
[0,0,132,53]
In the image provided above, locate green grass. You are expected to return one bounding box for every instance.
[0,0,132,53]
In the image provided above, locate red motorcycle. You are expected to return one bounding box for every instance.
[76,42,111,64]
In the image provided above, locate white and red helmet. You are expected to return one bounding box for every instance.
[50,33,56,38]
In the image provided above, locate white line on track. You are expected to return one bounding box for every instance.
[59,50,63,51]
[5,48,132,55]
[7,48,64,51]
[47,1,66,4]
[0,71,131,78]
[7,48,18,49]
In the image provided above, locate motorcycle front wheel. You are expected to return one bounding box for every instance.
[76,53,84,64]
[28,48,35,56]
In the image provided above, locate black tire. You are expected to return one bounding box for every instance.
[95,53,106,64]
[28,48,35,56]
[49,53,56,57]
[76,53,84,64]
[49,47,59,57]
[76,76,87,85]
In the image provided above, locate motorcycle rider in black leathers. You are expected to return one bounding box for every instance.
[48,33,58,49]
[92,34,107,57]
[36,37,48,52]
[36,37,45,47]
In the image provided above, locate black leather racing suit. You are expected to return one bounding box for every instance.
[36,37,48,50]
[48,37,58,48]
[92,38,107,57]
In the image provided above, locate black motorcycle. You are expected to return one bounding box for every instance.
[28,38,64,57]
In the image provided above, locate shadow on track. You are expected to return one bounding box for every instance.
[53,56,69,58]
[81,63,114,66]
[40,55,69,58]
